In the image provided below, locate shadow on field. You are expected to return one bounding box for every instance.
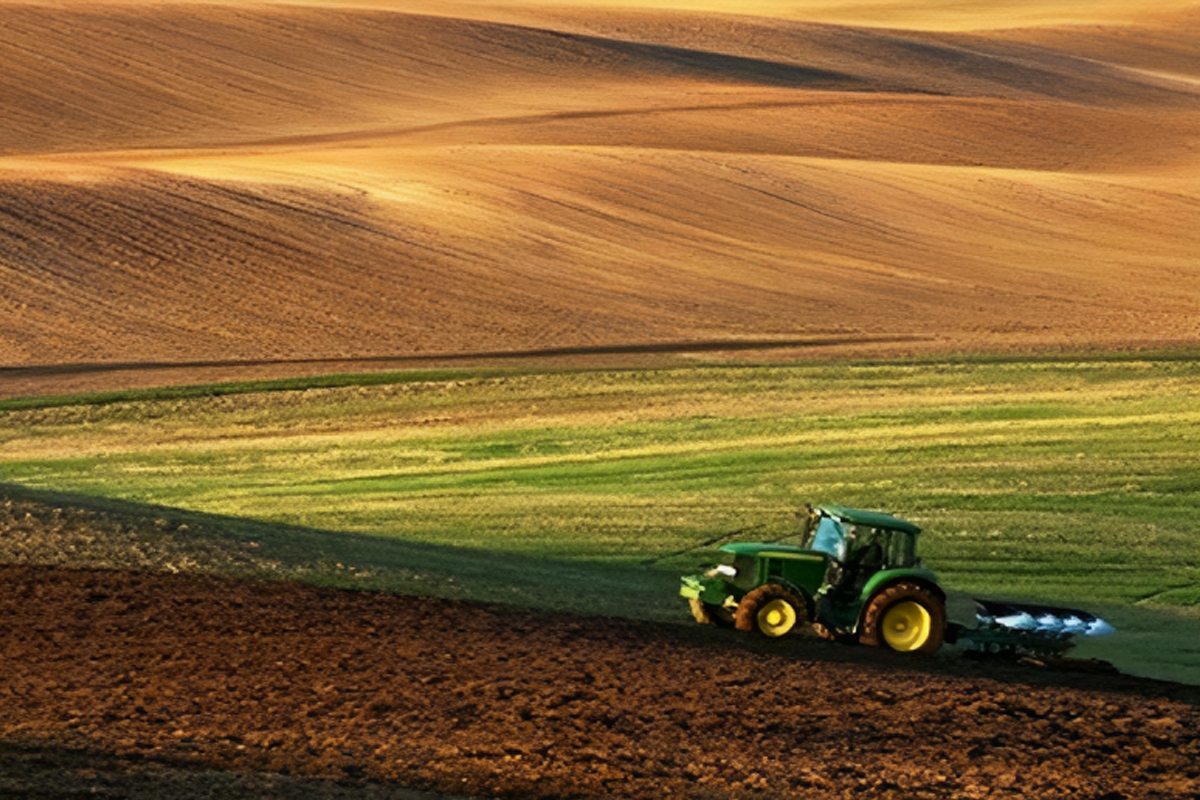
[0,482,685,622]
[3,482,1198,704]
[1,334,925,380]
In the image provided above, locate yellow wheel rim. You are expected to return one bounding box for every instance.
[756,598,797,637]
[882,601,931,652]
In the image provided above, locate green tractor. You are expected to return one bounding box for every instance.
[680,504,1113,655]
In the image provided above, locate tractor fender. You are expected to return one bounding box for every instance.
[855,569,943,629]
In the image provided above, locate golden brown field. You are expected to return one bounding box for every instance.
[2,0,1200,394]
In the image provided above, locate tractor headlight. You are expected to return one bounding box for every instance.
[705,564,737,578]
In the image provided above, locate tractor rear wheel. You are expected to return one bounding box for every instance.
[735,584,808,637]
[859,583,946,654]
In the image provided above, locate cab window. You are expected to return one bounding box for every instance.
[809,517,847,561]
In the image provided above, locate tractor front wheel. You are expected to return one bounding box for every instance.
[735,584,808,637]
[860,583,946,654]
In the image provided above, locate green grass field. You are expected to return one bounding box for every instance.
[3,356,1199,683]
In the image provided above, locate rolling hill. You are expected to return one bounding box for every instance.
[2,0,1199,391]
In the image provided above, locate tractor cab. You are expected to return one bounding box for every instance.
[804,505,922,597]
[804,504,921,571]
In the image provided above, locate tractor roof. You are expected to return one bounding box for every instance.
[819,504,921,535]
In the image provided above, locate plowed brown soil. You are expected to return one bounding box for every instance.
[2,563,1199,800]
[3,0,1200,397]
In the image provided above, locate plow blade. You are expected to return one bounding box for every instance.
[975,599,1115,637]
[950,599,1114,657]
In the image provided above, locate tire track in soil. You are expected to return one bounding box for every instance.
[1,564,1198,800]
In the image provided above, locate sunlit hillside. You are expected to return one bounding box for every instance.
[2,0,1199,389]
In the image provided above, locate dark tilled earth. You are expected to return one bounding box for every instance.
[1,565,1199,800]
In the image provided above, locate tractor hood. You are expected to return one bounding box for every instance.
[718,542,813,558]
